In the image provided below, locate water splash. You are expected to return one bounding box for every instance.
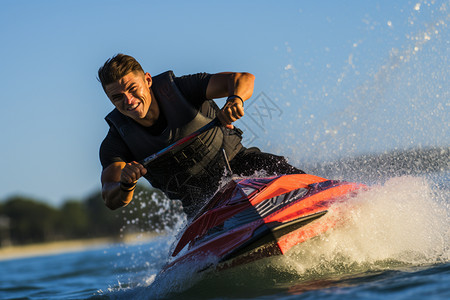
[262,0,449,164]
[97,188,188,295]
[285,175,449,276]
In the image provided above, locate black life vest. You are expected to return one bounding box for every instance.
[105,71,243,214]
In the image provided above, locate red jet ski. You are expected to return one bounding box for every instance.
[164,173,366,272]
[141,119,366,272]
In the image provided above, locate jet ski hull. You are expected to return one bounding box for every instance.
[164,174,366,272]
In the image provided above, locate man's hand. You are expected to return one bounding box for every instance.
[218,98,245,129]
[101,161,147,210]
[120,161,147,185]
[206,72,254,128]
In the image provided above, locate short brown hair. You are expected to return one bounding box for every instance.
[97,54,144,89]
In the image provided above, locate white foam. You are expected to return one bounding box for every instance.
[284,176,449,275]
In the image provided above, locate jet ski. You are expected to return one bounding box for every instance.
[141,119,366,272]
[163,173,366,272]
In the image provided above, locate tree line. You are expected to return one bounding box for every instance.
[0,185,184,247]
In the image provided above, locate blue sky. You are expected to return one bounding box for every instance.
[0,0,448,205]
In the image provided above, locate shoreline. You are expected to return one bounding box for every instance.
[0,233,160,261]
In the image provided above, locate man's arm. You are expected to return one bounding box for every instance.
[101,161,147,210]
[206,72,255,127]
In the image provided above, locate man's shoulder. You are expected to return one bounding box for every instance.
[99,124,132,168]
[173,72,212,82]
[153,70,211,84]
[152,70,175,81]
[171,72,212,106]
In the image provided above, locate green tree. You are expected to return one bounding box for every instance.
[58,200,90,238]
[3,196,59,244]
[0,185,186,246]
[83,190,123,238]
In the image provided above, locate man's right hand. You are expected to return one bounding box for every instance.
[120,161,148,185]
[101,161,147,210]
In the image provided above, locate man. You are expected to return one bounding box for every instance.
[99,54,303,217]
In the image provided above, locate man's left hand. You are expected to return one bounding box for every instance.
[218,98,244,129]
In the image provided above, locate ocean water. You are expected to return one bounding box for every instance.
[1,173,448,300]
[2,1,449,298]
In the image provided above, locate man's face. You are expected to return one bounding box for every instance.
[105,71,153,121]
